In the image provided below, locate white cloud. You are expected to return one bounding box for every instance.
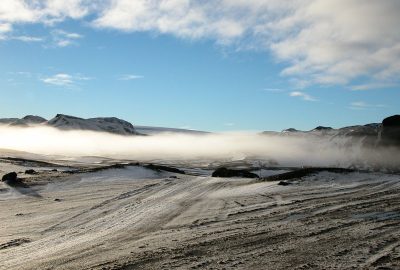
[350,83,397,91]
[51,29,83,47]
[91,0,400,88]
[0,23,12,33]
[1,1,400,88]
[118,74,144,80]
[263,88,285,93]
[10,35,43,42]
[0,0,91,24]
[41,73,91,86]
[349,101,387,110]
[289,91,317,102]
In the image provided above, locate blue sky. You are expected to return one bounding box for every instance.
[0,1,399,132]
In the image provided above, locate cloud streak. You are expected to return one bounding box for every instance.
[349,101,387,110]
[118,74,144,81]
[41,73,91,87]
[289,91,317,102]
[51,29,83,47]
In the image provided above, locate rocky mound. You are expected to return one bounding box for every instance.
[262,167,355,182]
[212,167,259,178]
[380,115,400,146]
[2,172,18,183]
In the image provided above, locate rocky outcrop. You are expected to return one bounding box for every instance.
[1,172,18,183]
[262,168,354,182]
[312,126,333,131]
[144,164,185,174]
[25,169,37,175]
[212,167,259,178]
[380,115,400,146]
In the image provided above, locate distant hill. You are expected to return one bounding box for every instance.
[0,114,206,136]
[47,114,140,135]
[261,116,400,148]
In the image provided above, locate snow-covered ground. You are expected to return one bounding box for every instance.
[0,151,399,269]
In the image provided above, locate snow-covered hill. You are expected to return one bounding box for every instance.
[0,115,46,126]
[0,114,207,136]
[262,123,382,147]
[47,114,139,135]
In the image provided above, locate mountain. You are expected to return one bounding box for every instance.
[262,119,396,148]
[47,114,140,135]
[0,114,206,136]
[0,115,47,126]
[0,114,140,136]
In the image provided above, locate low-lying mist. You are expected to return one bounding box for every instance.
[0,126,398,169]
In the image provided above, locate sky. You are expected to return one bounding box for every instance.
[0,0,399,132]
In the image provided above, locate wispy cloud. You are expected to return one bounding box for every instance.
[224,123,235,127]
[289,91,317,102]
[349,101,387,110]
[51,29,83,47]
[262,88,285,93]
[0,23,43,42]
[118,74,144,81]
[10,35,43,42]
[0,23,12,34]
[40,73,91,87]
[350,83,397,91]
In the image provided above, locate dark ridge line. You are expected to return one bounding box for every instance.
[64,162,186,175]
[143,164,186,174]
[0,157,66,168]
[261,167,356,182]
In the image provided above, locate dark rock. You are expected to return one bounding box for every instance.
[212,167,259,178]
[1,172,31,190]
[380,115,400,146]
[169,175,178,179]
[144,164,185,174]
[278,181,292,186]
[262,167,354,182]
[1,172,17,183]
[25,169,37,175]
[382,115,400,127]
[313,126,333,131]
[0,238,31,250]
[54,198,61,202]
[51,169,58,172]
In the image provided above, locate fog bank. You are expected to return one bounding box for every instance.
[0,126,398,169]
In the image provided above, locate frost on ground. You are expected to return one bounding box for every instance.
[0,152,400,270]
